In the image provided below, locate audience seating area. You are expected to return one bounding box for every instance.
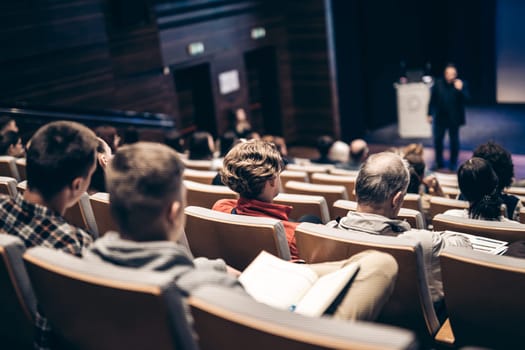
[4,133,525,349]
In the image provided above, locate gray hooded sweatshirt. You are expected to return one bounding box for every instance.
[83,232,245,296]
[331,211,471,302]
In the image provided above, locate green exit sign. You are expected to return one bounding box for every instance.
[251,27,266,40]
[187,42,205,56]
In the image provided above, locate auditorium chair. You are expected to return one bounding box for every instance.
[332,200,426,229]
[403,193,422,211]
[437,246,525,349]
[434,171,458,188]
[181,158,213,171]
[273,193,330,224]
[63,192,99,238]
[183,168,218,185]
[429,196,469,219]
[23,247,198,350]
[311,173,357,201]
[294,223,440,346]
[329,168,360,177]
[432,214,525,243]
[16,180,26,194]
[0,235,36,349]
[0,176,17,198]
[284,181,348,219]
[15,158,26,182]
[184,206,290,271]
[285,163,335,181]
[0,156,20,182]
[189,285,419,350]
[184,180,238,209]
[441,186,460,199]
[89,192,118,236]
[279,170,309,188]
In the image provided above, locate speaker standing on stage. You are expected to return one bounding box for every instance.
[427,63,469,171]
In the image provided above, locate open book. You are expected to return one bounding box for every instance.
[238,251,360,317]
[445,230,508,255]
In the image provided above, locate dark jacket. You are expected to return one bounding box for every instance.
[428,78,469,127]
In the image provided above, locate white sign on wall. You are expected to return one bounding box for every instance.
[218,70,240,95]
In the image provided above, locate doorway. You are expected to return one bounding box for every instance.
[244,46,282,135]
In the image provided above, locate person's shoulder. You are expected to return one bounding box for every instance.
[212,198,238,212]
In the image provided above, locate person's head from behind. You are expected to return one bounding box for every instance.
[350,139,369,163]
[316,135,334,158]
[0,131,24,157]
[444,63,458,83]
[164,129,185,154]
[219,130,239,157]
[26,121,98,210]
[355,152,410,218]
[473,141,514,192]
[188,131,214,160]
[262,135,288,157]
[328,140,349,163]
[106,142,185,242]
[89,138,113,193]
[220,139,284,202]
[458,157,502,220]
[404,153,425,194]
[94,125,120,153]
[0,116,18,133]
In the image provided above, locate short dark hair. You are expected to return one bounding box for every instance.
[458,157,502,220]
[106,142,184,240]
[473,141,514,190]
[219,130,239,157]
[188,131,213,160]
[26,121,98,201]
[316,136,334,157]
[0,131,20,155]
[94,125,119,153]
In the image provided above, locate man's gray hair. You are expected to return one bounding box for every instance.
[355,152,410,205]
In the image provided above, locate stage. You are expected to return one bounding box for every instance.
[365,105,525,180]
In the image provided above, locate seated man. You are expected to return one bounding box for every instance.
[85,142,399,321]
[330,152,471,316]
[0,120,97,255]
[0,120,98,349]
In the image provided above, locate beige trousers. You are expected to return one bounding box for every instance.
[307,250,398,321]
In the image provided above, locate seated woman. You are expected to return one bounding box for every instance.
[213,140,318,260]
[445,157,515,222]
[472,141,522,221]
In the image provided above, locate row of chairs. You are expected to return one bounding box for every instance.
[0,234,419,350]
[0,156,25,182]
[182,207,525,348]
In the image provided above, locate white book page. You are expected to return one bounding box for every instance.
[295,262,360,317]
[239,251,318,310]
[445,230,508,254]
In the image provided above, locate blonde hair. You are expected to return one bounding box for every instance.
[220,140,284,198]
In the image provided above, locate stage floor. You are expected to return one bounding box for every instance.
[365,105,525,180]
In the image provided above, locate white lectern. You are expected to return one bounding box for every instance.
[395,83,432,138]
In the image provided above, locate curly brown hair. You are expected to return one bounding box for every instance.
[220,140,284,199]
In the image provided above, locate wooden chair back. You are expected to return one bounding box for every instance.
[89,192,118,236]
[284,181,348,220]
[432,214,525,243]
[439,247,525,348]
[273,193,330,224]
[184,206,290,271]
[23,247,197,350]
[184,180,238,209]
[189,285,419,350]
[311,173,356,201]
[294,223,439,344]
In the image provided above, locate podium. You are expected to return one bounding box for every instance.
[395,83,432,138]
